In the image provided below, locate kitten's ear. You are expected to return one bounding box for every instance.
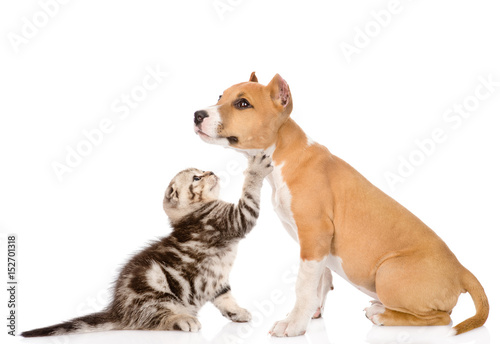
[164,183,179,206]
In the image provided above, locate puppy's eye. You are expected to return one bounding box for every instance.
[218,95,222,101]
[234,98,252,109]
[227,136,238,144]
[193,176,201,181]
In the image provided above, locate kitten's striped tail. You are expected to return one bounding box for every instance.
[21,312,118,337]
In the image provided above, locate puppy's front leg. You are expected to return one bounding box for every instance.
[270,219,333,337]
[270,258,327,337]
[313,267,334,319]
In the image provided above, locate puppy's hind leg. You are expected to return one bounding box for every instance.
[369,255,456,328]
[365,304,451,327]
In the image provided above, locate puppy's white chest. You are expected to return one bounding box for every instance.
[266,163,299,242]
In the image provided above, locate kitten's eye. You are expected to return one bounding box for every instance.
[193,176,201,181]
[218,95,222,101]
[234,98,252,109]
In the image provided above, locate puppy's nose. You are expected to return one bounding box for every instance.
[194,110,209,125]
[203,171,215,177]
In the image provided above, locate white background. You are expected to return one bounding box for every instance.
[1,1,499,343]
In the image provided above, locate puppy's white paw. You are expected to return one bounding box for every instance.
[269,315,308,337]
[364,301,385,326]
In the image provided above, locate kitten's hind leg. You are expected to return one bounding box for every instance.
[132,302,201,332]
[212,287,252,322]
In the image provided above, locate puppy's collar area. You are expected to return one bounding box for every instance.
[233,144,276,158]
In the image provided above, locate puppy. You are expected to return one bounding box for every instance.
[193,72,488,337]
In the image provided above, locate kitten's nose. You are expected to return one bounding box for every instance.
[203,171,215,177]
[194,110,209,125]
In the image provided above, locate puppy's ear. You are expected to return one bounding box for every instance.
[249,71,258,83]
[266,74,292,112]
[164,183,179,207]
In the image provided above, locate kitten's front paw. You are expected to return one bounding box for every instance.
[222,307,252,323]
[246,152,273,178]
[167,314,202,332]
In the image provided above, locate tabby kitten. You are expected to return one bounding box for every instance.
[21,153,273,337]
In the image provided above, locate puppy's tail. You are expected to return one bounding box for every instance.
[451,269,489,335]
[21,311,118,337]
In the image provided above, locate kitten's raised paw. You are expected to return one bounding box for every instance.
[246,152,274,178]
[166,314,202,332]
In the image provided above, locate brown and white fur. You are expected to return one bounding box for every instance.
[193,72,489,337]
[21,153,273,337]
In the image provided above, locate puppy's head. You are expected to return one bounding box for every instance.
[194,72,293,151]
[163,168,220,221]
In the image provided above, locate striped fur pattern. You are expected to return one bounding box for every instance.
[21,153,273,337]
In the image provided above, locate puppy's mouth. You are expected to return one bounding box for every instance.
[195,128,238,144]
[196,129,210,137]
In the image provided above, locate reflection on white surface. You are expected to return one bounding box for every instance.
[304,318,333,344]
[16,313,492,344]
[19,330,211,344]
[366,324,490,344]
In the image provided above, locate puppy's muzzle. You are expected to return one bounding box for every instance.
[194,110,209,126]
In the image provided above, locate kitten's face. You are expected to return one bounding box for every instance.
[163,168,220,219]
